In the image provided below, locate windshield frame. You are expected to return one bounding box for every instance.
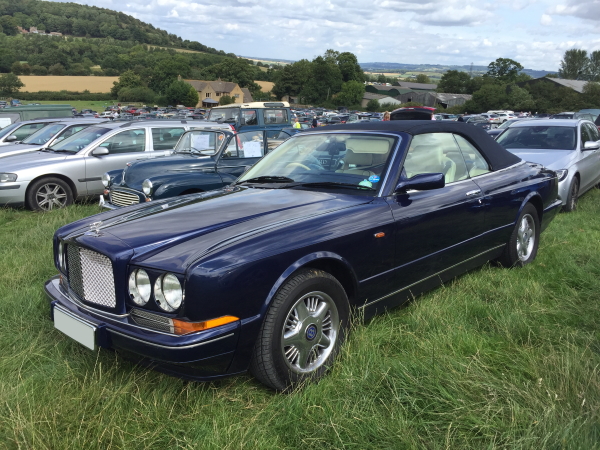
[236,130,401,197]
[173,129,228,155]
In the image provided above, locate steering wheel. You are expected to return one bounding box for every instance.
[285,162,311,170]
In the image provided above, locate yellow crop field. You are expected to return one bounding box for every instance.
[19,76,118,93]
[255,81,274,92]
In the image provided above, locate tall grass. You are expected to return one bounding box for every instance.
[0,193,598,449]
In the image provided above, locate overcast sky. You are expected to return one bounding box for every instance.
[51,0,600,71]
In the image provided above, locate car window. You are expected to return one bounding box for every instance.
[174,130,224,155]
[98,129,146,154]
[13,123,48,141]
[56,124,90,142]
[224,131,266,158]
[22,124,64,144]
[403,133,468,184]
[152,127,185,150]
[586,123,599,141]
[49,126,111,153]
[242,110,258,126]
[497,126,577,150]
[266,130,292,152]
[264,109,288,124]
[453,134,491,177]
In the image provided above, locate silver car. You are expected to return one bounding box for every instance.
[496,119,600,211]
[0,119,106,159]
[0,118,67,146]
[0,120,231,211]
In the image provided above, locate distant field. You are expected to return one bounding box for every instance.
[19,76,118,93]
[254,81,274,92]
[30,100,117,112]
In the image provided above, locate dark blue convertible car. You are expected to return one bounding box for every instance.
[46,121,561,391]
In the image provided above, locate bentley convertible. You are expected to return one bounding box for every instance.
[45,121,562,391]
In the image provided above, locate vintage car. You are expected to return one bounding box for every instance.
[46,121,561,391]
[101,128,293,208]
[496,119,600,211]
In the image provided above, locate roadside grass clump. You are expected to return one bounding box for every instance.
[0,193,599,449]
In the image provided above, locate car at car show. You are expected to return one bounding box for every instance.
[0,120,230,211]
[496,119,600,211]
[45,121,561,391]
[101,128,293,208]
[0,118,106,159]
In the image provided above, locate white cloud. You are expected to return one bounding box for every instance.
[540,14,552,25]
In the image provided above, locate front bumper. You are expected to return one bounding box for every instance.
[0,181,28,206]
[45,275,241,380]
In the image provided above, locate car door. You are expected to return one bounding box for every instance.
[385,132,486,291]
[216,130,268,184]
[83,128,149,195]
[578,123,600,191]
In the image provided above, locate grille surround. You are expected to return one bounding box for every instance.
[67,245,116,308]
[110,189,141,207]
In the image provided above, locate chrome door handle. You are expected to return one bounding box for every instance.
[466,190,481,197]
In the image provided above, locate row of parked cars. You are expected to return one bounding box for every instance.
[3,101,599,391]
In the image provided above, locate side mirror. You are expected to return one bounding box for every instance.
[394,173,445,193]
[5,135,17,142]
[583,141,600,150]
[92,147,109,156]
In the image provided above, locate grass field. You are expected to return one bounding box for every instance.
[0,192,599,449]
[30,100,118,113]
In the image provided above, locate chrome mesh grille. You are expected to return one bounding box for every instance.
[130,308,173,333]
[110,189,140,207]
[67,245,116,308]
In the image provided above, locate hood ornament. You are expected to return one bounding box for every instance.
[86,221,104,237]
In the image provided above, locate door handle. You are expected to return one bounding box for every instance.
[466,190,481,197]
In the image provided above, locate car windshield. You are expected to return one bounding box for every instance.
[498,119,519,129]
[22,124,65,144]
[207,108,239,122]
[237,133,397,193]
[497,126,577,150]
[174,130,225,155]
[0,122,21,139]
[49,126,112,153]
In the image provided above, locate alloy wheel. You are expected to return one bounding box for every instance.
[36,183,68,210]
[516,214,535,261]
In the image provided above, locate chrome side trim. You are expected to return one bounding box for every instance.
[359,244,505,309]
[109,329,235,350]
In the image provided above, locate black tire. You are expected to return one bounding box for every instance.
[250,268,350,391]
[27,177,73,211]
[564,177,579,212]
[498,203,540,267]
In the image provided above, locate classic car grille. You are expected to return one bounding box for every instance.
[67,245,116,308]
[130,308,173,333]
[110,189,140,207]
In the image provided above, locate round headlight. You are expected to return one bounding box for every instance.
[128,269,151,306]
[154,273,183,312]
[58,241,65,271]
[101,172,111,187]
[142,179,153,196]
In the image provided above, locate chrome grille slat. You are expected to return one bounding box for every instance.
[66,245,116,308]
[130,308,174,333]
[110,189,140,207]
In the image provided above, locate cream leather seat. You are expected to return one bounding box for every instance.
[404,144,457,183]
[335,138,391,176]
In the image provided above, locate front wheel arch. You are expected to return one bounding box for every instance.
[25,174,77,210]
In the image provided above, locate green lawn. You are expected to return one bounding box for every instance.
[0,192,599,449]
[29,100,118,113]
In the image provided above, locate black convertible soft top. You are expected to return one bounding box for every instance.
[305,120,522,171]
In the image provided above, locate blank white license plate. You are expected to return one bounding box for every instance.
[54,306,97,351]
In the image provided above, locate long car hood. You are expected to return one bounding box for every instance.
[0,143,43,158]
[122,153,214,189]
[0,150,69,170]
[506,149,575,170]
[62,187,370,271]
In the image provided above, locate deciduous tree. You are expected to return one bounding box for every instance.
[559,49,589,80]
[486,58,524,84]
[0,73,24,95]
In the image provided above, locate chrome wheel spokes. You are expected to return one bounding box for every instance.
[36,183,67,211]
[281,291,340,373]
[516,214,535,261]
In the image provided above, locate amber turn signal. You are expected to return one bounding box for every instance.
[374,232,385,238]
[172,315,239,335]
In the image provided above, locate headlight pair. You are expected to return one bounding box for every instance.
[0,173,17,183]
[129,269,183,312]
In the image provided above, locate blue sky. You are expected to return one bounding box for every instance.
[50,0,600,71]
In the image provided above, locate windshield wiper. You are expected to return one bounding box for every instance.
[237,176,295,185]
[285,181,376,191]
